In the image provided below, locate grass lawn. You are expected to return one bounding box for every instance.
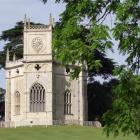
[0,126,137,140]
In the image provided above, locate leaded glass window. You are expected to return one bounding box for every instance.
[30,83,45,112]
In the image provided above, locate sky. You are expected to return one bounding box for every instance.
[0,0,65,89]
[0,0,126,89]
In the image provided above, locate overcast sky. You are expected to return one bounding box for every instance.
[0,0,126,89]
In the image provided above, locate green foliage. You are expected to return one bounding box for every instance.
[42,0,140,139]
[43,0,140,138]
[43,0,140,75]
[113,0,140,74]
[103,69,140,140]
[88,50,115,78]
[0,22,23,69]
[52,0,115,78]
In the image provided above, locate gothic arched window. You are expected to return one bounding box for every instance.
[64,89,72,115]
[30,83,45,112]
[15,91,20,115]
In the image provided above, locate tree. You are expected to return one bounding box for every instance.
[41,0,140,75]
[103,0,140,139]
[113,0,140,74]
[103,68,140,140]
[42,0,140,139]
[0,22,23,69]
[88,79,118,122]
[42,0,117,78]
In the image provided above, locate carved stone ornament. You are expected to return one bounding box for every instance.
[32,37,43,52]
[35,64,41,71]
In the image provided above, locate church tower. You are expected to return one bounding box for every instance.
[23,15,53,124]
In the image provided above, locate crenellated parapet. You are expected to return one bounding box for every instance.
[23,14,54,32]
[6,59,23,69]
[5,48,23,69]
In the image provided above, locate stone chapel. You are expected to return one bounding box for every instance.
[5,16,87,126]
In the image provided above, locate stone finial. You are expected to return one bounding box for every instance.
[13,53,16,61]
[49,13,53,25]
[24,14,27,28]
[52,17,55,27]
[27,18,30,29]
[6,48,9,62]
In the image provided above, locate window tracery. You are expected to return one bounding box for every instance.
[64,89,72,115]
[30,83,45,112]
